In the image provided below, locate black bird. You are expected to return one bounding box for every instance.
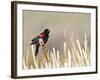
[30,29,50,56]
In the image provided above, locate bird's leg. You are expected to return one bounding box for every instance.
[42,44,46,50]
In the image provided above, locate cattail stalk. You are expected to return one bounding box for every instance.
[31,45,38,68]
[26,49,29,69]
[23,33,90,69]
[77,40,84,66]
[68,49,71,67]
[57,50,60,68]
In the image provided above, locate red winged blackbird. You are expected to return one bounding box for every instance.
[30,29,50,56]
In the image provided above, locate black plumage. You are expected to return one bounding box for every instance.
[30,29,50,56]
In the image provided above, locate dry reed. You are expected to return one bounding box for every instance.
[23,33,90,69]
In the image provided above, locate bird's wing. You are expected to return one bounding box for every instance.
[31,36,40,44]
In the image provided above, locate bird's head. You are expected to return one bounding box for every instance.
[44,29,50,34]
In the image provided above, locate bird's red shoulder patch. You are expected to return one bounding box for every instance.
[39,34,46,37]
[32,34,35,37]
